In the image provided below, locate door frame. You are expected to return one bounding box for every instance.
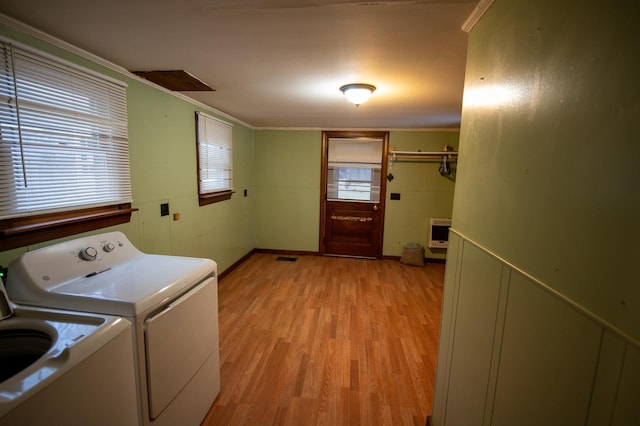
[319,130,389,258]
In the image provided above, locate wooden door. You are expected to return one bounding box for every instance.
[320,131,388,259]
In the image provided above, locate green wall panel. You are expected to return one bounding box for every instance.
[253,130,459,257]
[253,130,321,252]
[452,0,640,339]
[385,131,458,258]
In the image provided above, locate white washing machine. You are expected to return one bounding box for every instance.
[6,231,220,426]
[0,305,138,426]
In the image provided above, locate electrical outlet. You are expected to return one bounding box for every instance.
[160,203,169,216]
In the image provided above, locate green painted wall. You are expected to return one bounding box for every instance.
[385,131,458,258]
[254,130,322,252]
[452,0,640,339]
[0,23,255,273]
[253,129,459,257]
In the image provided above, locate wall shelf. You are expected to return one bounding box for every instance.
[387,147,458,179]
[388,149,458,161]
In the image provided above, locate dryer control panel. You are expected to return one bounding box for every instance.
[6,231,141,294]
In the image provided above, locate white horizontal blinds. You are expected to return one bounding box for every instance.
[196,112,233,194]
[0,44,20,217]
[0,42,131,219]
[327,138,382,202]
[328,138,383,165]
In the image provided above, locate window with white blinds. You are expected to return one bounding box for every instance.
[196,112,233,203]
[0,41,131,220]
[327,138,383,202]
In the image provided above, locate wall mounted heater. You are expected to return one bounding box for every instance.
[428,217,452,249]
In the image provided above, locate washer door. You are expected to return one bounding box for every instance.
[144,276,218,419]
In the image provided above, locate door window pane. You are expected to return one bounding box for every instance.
[327,166,381,201]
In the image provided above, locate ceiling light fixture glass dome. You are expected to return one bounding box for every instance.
[340,83,376,106]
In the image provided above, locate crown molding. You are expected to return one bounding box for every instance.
[255,127,460,132]
[462,0,496,33]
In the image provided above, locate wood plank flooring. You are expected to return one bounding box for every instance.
[202,253,444,426]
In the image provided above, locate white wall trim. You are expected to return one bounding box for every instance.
[461,0,496,33]
[0,13,254,129]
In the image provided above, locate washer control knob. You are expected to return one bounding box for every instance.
[103,242,116,253]
[79,247,98,261]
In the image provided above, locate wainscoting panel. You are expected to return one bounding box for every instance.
[587,330,626,426]
[431,230,462,424]
[491,271,601,425]
[431,230,640,426]
[444,241,503,425]
[612,344,640,425]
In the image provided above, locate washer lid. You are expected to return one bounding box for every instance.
[0,306,131,412]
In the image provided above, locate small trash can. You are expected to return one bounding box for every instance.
[400,242,425,266]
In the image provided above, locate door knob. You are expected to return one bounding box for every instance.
[373,204,378,211]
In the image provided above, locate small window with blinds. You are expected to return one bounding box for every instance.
[327,138,383,202]
[0,40,134,251]
[195,112,233,206]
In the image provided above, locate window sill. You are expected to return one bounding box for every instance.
[198,190,233,206]
[0,204,137,251]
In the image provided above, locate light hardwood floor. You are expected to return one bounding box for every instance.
[202,253,444,426]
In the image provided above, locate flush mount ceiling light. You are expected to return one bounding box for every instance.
[340,83,376,106]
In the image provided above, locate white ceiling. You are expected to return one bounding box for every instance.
[0,0,478,129]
